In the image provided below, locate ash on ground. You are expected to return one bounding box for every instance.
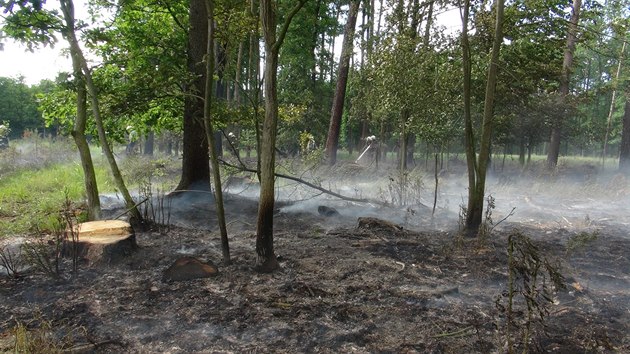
[1,173,630,353]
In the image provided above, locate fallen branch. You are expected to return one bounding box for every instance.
[218,159,389,206]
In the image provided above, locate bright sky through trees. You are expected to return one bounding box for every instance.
[0,3,461,86]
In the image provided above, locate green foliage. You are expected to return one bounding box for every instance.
[566,231,599,255]
[0,77,45,137]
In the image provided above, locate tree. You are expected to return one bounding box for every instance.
[178,0,211,191]
[0,77,43,137]
[462,0,505,236]
[547,0,582,168]
[619,93,630,172]
[1,0,107,221]
[256,0,306,273]
[203,0,230,264]
[325,0,360,165]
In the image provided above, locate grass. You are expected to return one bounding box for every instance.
[0,162,112,236]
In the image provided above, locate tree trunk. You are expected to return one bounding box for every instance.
[619,97,630,172]
[70,56,101,221]
[60,0,141,223]
[547,0,581,169]
[464,0,505,236]
[256,0,305,272]
[603,40,626,166]
[204,0,230,264]
[143,131,154,156]
[177,0,210,191]
[325,0,360,165]
[462,0,476,234]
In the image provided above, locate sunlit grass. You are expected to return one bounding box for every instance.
[0,162,113,236]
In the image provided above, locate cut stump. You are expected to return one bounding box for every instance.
[63,220,137,265]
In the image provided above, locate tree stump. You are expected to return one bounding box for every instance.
[63,220,137,265]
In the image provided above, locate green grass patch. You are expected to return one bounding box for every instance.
[0,162,111,237]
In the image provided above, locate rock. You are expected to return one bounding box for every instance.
[162,257,218,282]
[357,217,403,232]
[318,206,340,217]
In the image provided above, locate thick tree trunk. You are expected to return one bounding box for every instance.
[143,131,154,156]
[177,0,210,191]
[547,0,581,169]
[325,0,360,165]
[619,98,630,172]
[204,0,230,264]
[71,58,101,221]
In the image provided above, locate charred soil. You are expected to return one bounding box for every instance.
[1,180,629,353]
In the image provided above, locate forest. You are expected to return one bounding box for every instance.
[0,0,629,352]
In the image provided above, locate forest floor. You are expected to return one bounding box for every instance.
[1,159,629,353]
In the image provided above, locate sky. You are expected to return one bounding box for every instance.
[0,40,71,85]
[0,6,462,87]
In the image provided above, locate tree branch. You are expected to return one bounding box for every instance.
[272,0,307,53]
[218,159,389,206]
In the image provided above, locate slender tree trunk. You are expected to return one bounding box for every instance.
[256,0,306,272]
[464,0,505,236]
[178,0,210,190]
[234,41,244,106]
[325,0,361,165]
[547,0,581,169]
[60,0,141,223]
[204,0,230,264]
[619,97,630,172]
[603,40,626,166]
[461,0,476,232]
[70,55,101,220]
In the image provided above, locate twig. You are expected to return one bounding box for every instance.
[114,198,149,220]
[431,326,474,339]
[491,207,516,231]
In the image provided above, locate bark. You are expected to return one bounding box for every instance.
[204,0,230,264]
[603,41,626,165]
[70,55,101,221]
[177,0,210,191]
[256,0,306,272]
[619,97,630,172]
[463,0,505,236]
[143,131,154,156]
[461,0,476,219]
[325,0,360,165]
[547,0,581,169]
[60,0,141,223]
[234,41,244,106]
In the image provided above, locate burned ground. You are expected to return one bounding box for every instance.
[1,165,630,353]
